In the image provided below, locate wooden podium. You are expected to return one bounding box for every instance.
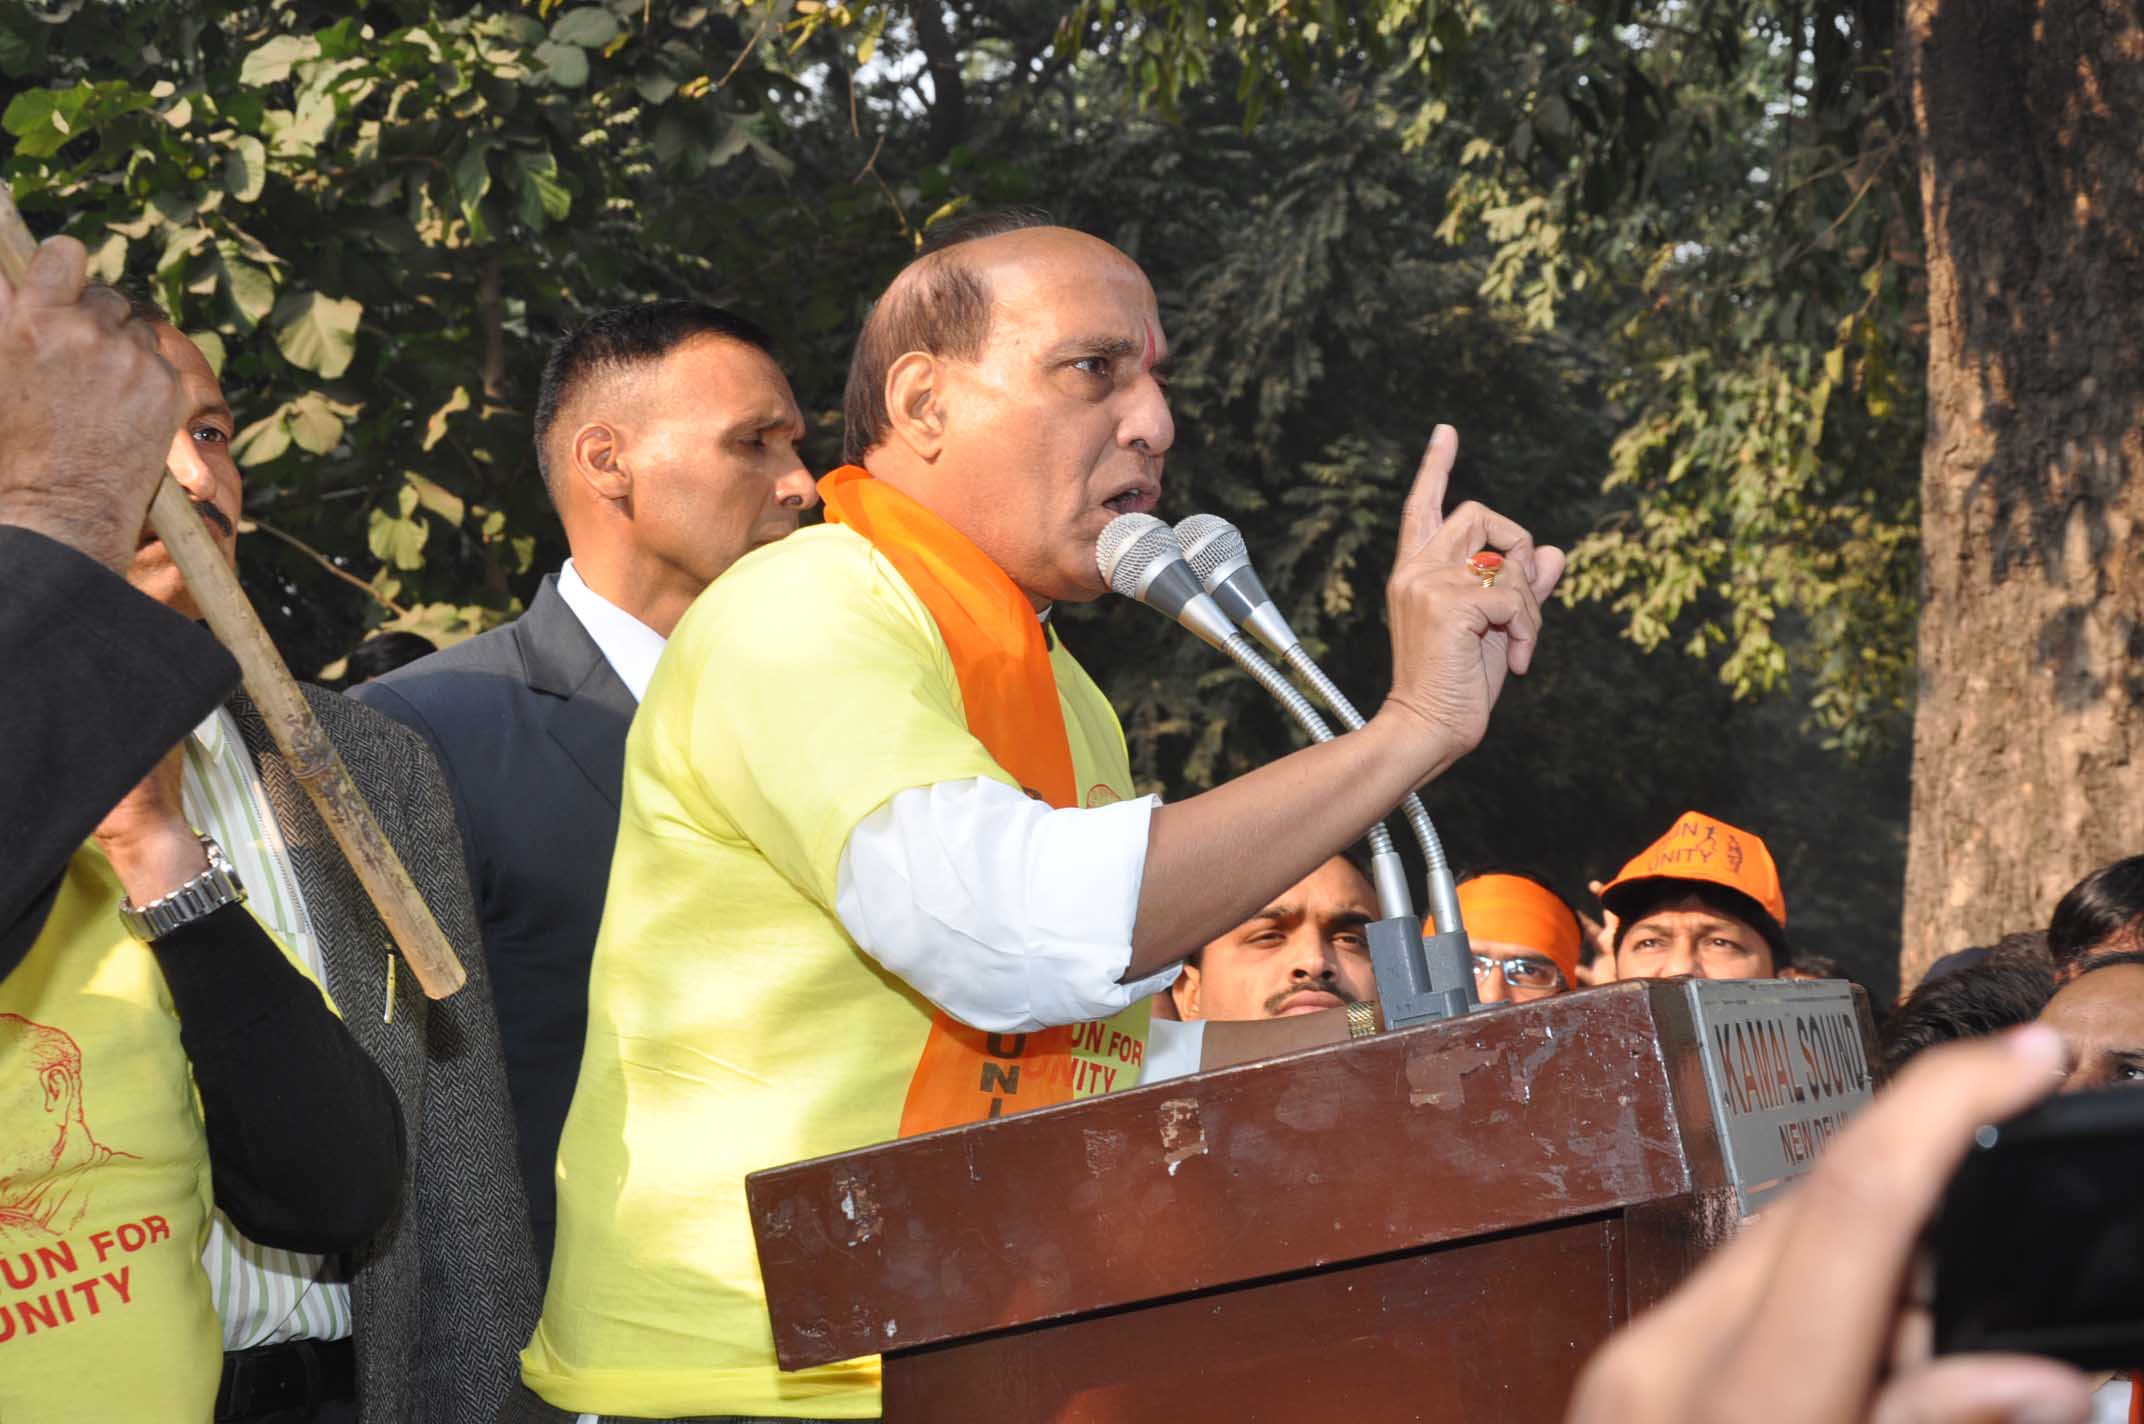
[749,979,1874,1422]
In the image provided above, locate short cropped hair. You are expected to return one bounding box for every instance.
[1881,945,2053,1076]
[840,205,1056,464]
[534,300,773,489]
[1610,878,1793,968]
[2048,854,2144,966]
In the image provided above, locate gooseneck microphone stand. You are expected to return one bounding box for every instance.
[1098,514,1477,1025]
[1174,514,1481,1027]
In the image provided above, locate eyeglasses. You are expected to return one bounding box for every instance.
[1471,953,1567,992]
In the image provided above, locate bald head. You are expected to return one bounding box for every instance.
[843,213,1146,463]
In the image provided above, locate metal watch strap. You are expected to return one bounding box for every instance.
[117,834,248,942]
[1346,1000,1380,1040]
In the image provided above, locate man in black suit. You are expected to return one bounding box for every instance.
[353,301,817,1267]
[126,311,540,1422]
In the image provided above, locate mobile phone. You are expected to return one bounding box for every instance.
[1931,1084,2144,1369]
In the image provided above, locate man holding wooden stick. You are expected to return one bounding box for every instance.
[84,293,542,1424]
[0,233,238,968]
[0,236,407,1423]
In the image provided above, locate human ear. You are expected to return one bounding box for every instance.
[1171,963,1203,1020]
[884,351,947,461]
[571,422,631,503]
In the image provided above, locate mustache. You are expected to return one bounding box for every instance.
[1262,978,1361,1016]
[184,498,236,540]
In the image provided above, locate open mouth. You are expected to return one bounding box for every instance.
[1102,481,1159,517]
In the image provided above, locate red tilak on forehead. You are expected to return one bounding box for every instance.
[1141,321,1158,373]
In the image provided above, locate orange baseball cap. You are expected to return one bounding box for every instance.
[1456,874,1583,987]
[1599,810,1787,930]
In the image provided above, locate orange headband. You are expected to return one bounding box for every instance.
[1458,875,1583,986]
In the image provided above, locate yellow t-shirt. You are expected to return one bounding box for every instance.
[523,522,1149,1418]
[0,848,326,1421]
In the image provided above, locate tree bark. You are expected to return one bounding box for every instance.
[1899,0,2144,984]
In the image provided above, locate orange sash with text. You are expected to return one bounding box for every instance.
[819,464,1137,1136]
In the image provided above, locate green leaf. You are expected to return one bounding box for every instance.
[367,508,430,570]
[0,20,37,77]
[232,412,292,467]
[550,7,623,48]
[534,41,589,88]
[218,247,276,329]
[190,330,227,378]
[922,195,973,231]
[423,386,471,452]
[286,391,345,454]
[240,35,320,88]
[272,290,363,378]
[224,135,268,202]
[511,148,572,227]
[404,470,465,525]
[84,232,128,283]
[1,83,86,158]
[453,141,493,209]
[158,225,212,276]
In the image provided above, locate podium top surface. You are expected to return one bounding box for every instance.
[749,980,1726,1369]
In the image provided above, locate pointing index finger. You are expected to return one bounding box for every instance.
[1395,425,1457,560]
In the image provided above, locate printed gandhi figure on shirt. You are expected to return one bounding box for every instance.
[0,1014,134,1243]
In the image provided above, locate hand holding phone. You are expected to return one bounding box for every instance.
[1569,1026,2093,1424]
[1933,1084,2144,1370]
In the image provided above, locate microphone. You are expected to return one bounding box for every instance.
[1097,513,1417,925]
[1095,515,1238,652]
[1173,513,1480,1025]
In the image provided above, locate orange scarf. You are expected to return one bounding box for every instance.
[819,464,1092,1136]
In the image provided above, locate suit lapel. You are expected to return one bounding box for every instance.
[517,578,638,810]
[225,691,424,1093]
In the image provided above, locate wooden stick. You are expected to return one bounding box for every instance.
[1,187,466,1000]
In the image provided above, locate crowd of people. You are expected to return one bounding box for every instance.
[2,205,2135,1424]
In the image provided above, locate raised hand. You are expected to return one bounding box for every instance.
[1377,425,1566,782]
[0,235,181,573]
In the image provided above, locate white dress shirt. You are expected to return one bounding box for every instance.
[180,708,353,1349]
[836,777,1204,1077]
[554,558,668,702]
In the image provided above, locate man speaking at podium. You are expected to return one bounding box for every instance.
[509,209,1566,1423]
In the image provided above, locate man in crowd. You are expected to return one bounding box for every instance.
[353,301,816,1266]
[2048,852,2144,976]
[1599,810,1792,981]
[120,302,538,1422]
[0,235,237,967]
[1456,869,1584,1005]
[1,242,405,1420]
[1168,856,1378,1022]
[1880,933,2053,1075]
[511,209,1562,1420]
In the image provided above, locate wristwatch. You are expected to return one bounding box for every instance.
[117,834,247,942]
[1346,1000,1381,1040]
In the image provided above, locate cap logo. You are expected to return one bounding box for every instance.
[1726,834,1744,874]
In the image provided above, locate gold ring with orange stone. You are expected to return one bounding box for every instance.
[1466,550,1504,588]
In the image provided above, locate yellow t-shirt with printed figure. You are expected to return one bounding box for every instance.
[523,521,1151,1419]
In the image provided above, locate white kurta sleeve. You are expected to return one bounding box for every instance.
[834,776,1180,1033]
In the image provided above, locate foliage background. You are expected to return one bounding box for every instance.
[2,0,1924,996]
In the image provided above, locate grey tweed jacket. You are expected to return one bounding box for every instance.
[230,686,542,1424]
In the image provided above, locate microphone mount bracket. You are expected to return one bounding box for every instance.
[1368,916,1479,1029]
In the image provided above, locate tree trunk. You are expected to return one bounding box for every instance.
[1899,0,2144,984]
